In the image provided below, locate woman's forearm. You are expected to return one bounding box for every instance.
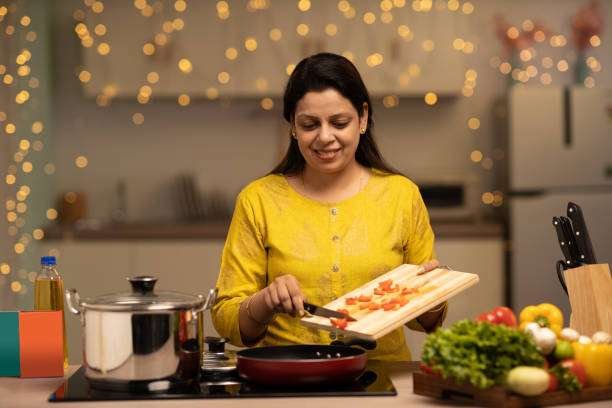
[239,291,275,345]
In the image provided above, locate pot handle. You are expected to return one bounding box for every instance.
[192,288,218,318]
[203,288,218,310]
[65,288,83,315]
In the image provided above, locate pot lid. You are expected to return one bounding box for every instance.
[80,276,208,312]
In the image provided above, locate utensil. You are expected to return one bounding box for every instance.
[303,301,356,321]
[65,276,217,391]
[560,216,582,266]
[300,264,478,341]
[556,260,569,295]
[552,217,578,269]
[567,202,598,264]
[236,344,368,386]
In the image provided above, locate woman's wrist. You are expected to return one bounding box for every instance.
[246,291,274,326]
[417,302,447,332]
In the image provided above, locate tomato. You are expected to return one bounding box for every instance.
[336,308,350,316]
[396,296,409,307]
[330,318,348,330]
[368,302,381,311]
[382,302,398,311]
[492,306,517,327]
[476,312,497,324]
[547,371,559,392]
[419,363,440,377]
[560,360,587,387]
[357,295,372,302]
[345,297,357,305]
[476,306,517,327]
[401,287,417,295]
[378,279,393,291]
[373,288,385,296]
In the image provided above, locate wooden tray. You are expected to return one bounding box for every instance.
[299,264,479,340]
[413,372,612,407]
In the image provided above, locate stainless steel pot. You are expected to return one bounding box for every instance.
[65,276,216,391]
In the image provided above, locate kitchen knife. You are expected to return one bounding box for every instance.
[556,260,568,295]
[303,302,356,321]
[552,217,578,269]
[559,216,582,266]
[567,202,597,264]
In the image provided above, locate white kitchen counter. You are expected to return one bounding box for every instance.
[1,363,609,408]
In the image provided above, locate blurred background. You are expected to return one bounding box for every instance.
[1,0,610,361]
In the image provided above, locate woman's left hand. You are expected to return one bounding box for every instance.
[418,259,440,274]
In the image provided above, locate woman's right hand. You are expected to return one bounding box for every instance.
[261,274,305,316]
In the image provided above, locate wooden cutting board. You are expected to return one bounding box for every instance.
[300,264,479,341]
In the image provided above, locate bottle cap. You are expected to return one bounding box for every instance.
[41,256,56,266]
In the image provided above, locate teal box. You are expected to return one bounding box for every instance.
[0,311,20,376]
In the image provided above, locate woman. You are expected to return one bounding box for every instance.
[212,52,446,361]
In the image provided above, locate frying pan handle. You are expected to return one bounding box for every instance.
[331,337,377,350]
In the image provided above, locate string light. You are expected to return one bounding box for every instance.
[424,92,437,105]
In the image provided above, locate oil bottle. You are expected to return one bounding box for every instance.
[34,256,68,369]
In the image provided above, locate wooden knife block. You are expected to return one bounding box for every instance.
[564,263,612,336]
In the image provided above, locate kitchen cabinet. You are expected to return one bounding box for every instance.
[81,0,465,98]
[40,236,502,363]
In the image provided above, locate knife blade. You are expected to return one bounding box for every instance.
[303,302,356,321]
[567,202,597,264]
[560,216,582,266]
[552,217,578,269]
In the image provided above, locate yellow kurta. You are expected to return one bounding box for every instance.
[212,169,440,361]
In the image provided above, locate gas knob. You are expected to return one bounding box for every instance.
[204,336,227,354]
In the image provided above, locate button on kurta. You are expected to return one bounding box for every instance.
[332,264,340,272]
[330,208,338,215]
[332,235,340,242]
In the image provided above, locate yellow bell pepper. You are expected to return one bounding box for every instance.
[519,303,563,336]
[573,342,612,387]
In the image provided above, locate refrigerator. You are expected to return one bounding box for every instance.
[507,85,612,318]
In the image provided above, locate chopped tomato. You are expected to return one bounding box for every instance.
[396,296,409,307]
[378,279,393,291]
[330,317,348,330]
[373,288,385,296]
[357,295,372,302]
[401,287,418,295]
[368,302,381,310]
[382,302,399,311]
[345,297,357,305]
[336,308,350,316]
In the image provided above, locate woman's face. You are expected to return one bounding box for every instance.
[293,88,368,174]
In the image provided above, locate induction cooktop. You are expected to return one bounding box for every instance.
[49,364,397,401]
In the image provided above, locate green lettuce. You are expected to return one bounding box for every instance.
[421,319,544,388]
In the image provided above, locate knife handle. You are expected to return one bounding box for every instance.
[567,202,597,264]
[556,260,568,295]
[552,217,576,269]
[560,216,581,266]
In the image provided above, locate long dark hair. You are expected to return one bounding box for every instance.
[270,52,400,176]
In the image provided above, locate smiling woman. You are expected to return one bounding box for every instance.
[211,53,447,361]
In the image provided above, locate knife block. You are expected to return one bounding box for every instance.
[564,263,612,336]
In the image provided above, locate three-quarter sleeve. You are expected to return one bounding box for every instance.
[211,189,267,347]
[403,185,436,265]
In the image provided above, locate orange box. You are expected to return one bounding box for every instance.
[18,311,63,378]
